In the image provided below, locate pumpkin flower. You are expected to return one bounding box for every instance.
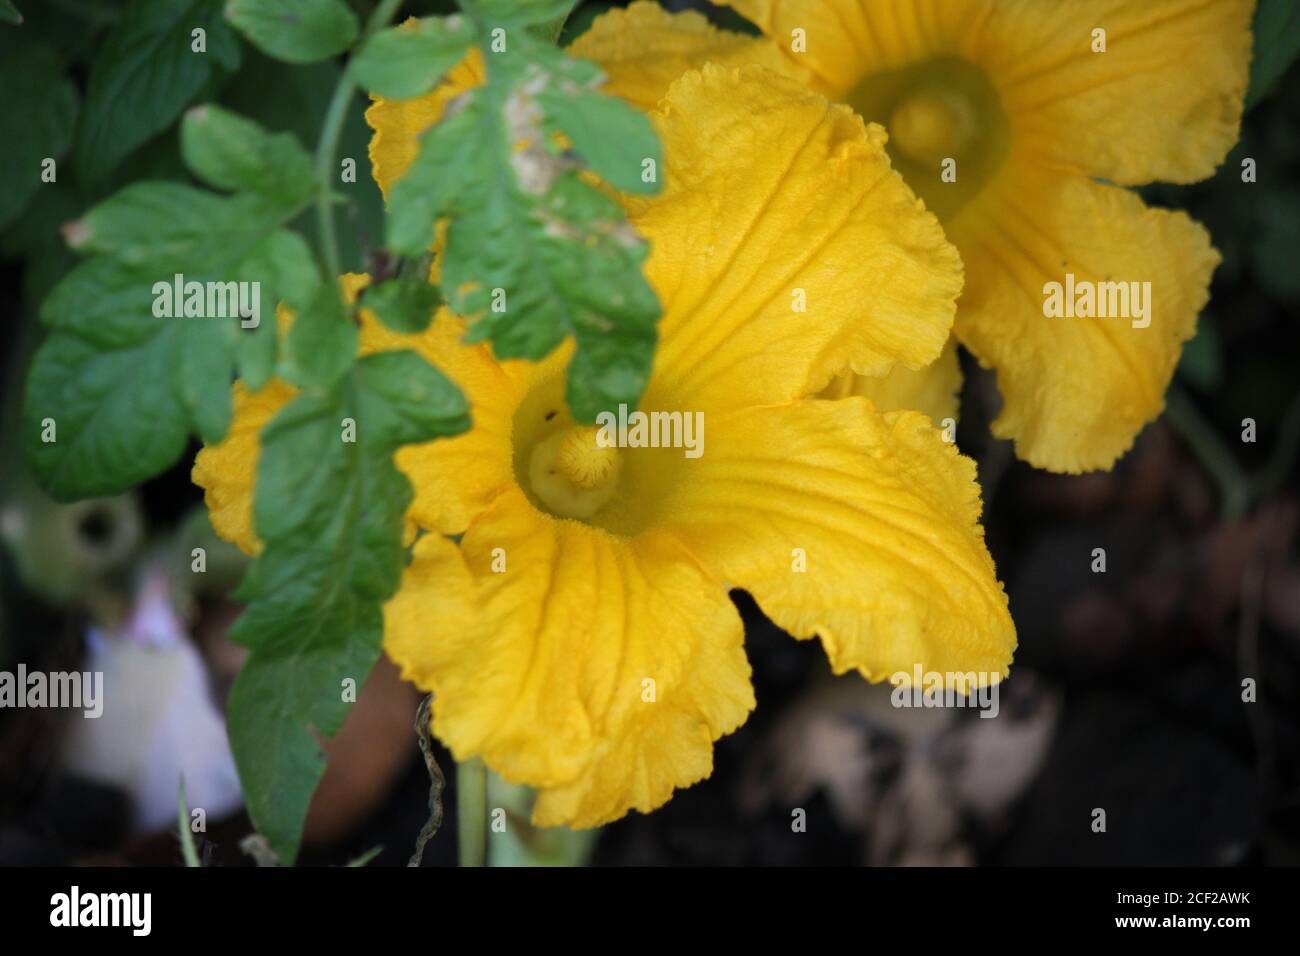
[198,66,1016,827]
[567,0,1255,471]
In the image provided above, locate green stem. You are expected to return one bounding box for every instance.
[1165,384,1251,522]
[1253,387,1300,500]
[177,778,201,868]
[314,0,407,282]
[314,87,352,283]
[457,758,488,867]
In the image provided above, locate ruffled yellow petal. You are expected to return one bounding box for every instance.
[657,397,1015,681]
[948,161,1219,472]
[821,338,961,427]
[730,0,1252,186]
[372,311,550,535]
[191,378,298,556]
[383,488,755,827]
[633,64,962,414]
[720,0,1248,471]
[570,1,807,110]
[988,0,1253,185]
[726,0,994,97]
[365,48,485,200]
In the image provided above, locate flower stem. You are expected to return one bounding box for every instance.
[1253,387,1300,500]
[314,0,406,282]
[457,757,488,867]
[1165,384,1251,522]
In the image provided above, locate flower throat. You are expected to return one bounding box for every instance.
[846,57,1010,221]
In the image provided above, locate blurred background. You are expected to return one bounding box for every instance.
[1,0,1297,866]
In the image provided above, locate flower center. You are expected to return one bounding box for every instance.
[846,57,1009,221]
[888,90,975,165]
[528,425,622,519]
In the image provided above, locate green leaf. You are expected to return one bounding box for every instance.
[385,102,479,254]
[23,43,331,504]
[538,75,660,194]
[351,14,476,99]
[218,51,386,274]
[178,318,237,444]
[23,260,191,501]
[471,0,579,28]
[76,0,240,184]
[225,0,359,64]
[1248,0,1300,109]
[388,81,660,421]
[73,181,304,269]
[180,104,316,206]
[236,229,324,315]
[281,283,359,387]
[233,230,323,390]
[0,1,21,25]
[361,277,441,334]
[25,218,321,498]
[0,44,79,230]
[228,350,468,863]
[353,351,474,448]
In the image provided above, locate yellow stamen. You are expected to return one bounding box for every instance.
[529,426,622,519]
[554,427,619,489]
[889,90,974,165]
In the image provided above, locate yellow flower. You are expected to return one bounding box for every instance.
[822,339,962,428]
[199,66,1016,827]
[570,0,1254,472]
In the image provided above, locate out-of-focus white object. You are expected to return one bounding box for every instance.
[59,569,242,834]
[743,670,1060,865]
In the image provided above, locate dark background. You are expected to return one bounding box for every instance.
[1,0,1297,866]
